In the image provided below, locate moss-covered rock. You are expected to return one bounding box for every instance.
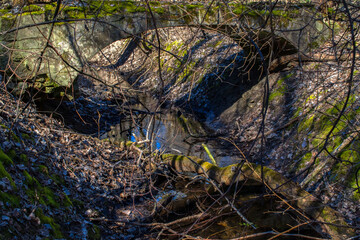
[296,94,359,189]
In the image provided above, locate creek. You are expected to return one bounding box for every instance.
[35,91,325,238]
[32,75,333,239]
[101,95,239,167]
[96,95,324,239]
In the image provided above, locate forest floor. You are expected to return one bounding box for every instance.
[0,86,162,239]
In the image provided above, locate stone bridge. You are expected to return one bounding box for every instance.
[0,1,328,90]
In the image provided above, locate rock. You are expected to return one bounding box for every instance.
[220,73,281,125]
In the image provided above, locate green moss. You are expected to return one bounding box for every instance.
[340,150,360,163]
[5,149,16,161]
[298,152,312,169]
[186,4,203,11]
[10,132,20,142]
[0,148,14,166]
[35,209,63,239]
[212,40,223,48]
[44,3,56,12]
[329,136,342,152]
[232,4,245,15]
[62,193,73,207]
[24,170,37,186]
[268,91,284,101]
[0,13,16,20]
[24,171,60,208]
[308,40,320,49]
[165,40,183,52]
[177,61,196,83]
[21,11,45,16]
[151,6,165,14]
[50,174,65,185]
[272,10,291,18]
[269,74,291,101]
[311,138,323,149]
[0,162,16,188]
[149,2,161,7]
[72,198,85,208]
[349,167,360,200]
[308,100,353,150]
[332,161,350,181]
[118,1,146,13]
[43,186,60,208]
[292,107,303,119]
[0,9,10,14]
[170,5,180,12]
[21,133,31,140]
[19,154,29,164]
[298,115,315,132]
[38,165,49,175]
[0,191,20,207]
[23,5,43,12]
[26,188,46,205]
[352,192,360,201]
[88,224,101,240]
[232,7,295,19]
[61,1,147,19]
[63,6,87,19]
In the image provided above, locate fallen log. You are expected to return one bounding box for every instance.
[161,154,355,240]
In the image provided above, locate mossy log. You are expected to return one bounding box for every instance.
[161,154,354,239]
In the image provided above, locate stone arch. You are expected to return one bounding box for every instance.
[0,3,327,90]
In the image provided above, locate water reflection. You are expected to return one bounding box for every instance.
[102,106,240,167]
